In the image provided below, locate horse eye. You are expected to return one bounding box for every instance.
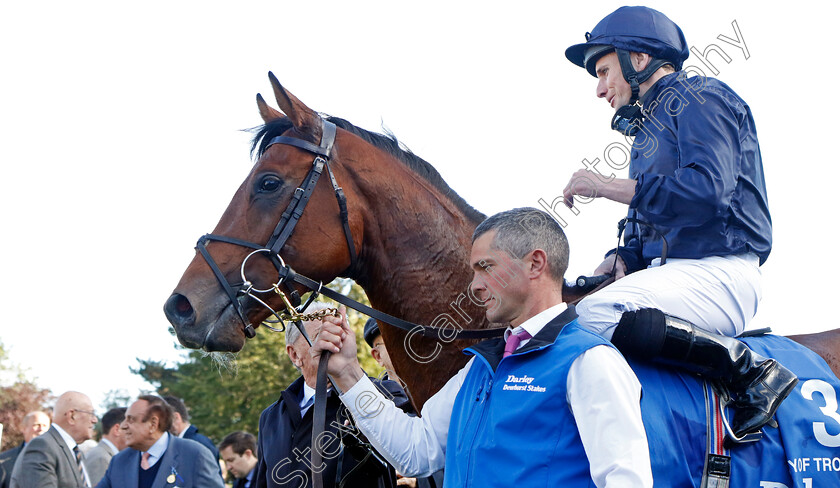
[258,175,282,193]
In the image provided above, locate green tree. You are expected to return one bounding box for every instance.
[100,389,133,411]
[0,340,53,450]
[133,279,382,443]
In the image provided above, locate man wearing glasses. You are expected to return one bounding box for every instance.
[10,391,98,488]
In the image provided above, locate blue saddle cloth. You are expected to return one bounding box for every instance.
[630,334,840,487]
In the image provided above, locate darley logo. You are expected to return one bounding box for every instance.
[503,374,546,392]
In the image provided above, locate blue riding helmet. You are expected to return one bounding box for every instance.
[565,6,689,78]
[565,6,689,135]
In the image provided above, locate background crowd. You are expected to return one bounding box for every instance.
[0,298,436,488]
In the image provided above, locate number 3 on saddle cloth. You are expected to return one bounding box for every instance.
[633,334,840,487]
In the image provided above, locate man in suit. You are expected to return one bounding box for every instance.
[363,318,401,384]
[254,303,410,488]
[312,208,654,487]
[163,396,219,462]
[10,391,98,488]
[85,407,126,485]
[96,395,223,488]
[218,431,257,488]
[0,411,51,488]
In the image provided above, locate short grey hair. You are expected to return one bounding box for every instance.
[284,301,334,347]
[472,207,569,281]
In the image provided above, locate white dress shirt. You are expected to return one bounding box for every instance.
[301,381,317,416]
[143,431,170,467]
[340,303,653,487]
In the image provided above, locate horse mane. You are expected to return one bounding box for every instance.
[250,116,486,224]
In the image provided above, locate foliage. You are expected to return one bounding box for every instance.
[133,279,383,443]
[100,389,134,411]
[0,341,53,450]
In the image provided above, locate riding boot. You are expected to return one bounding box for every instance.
[611,308,799,440]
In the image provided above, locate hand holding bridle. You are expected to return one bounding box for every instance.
[311,306,365,392]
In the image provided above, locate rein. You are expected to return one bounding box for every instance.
[195,118,507,341]
[195,120,356,339]
[194,117,506,488]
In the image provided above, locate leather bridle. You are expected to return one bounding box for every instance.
[195,119,356,339]
[195,117,508,342]
[193,117,506,488]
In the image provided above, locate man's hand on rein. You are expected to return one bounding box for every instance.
[311,305,365,391]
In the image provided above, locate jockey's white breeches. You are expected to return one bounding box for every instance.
[576,253,762,340]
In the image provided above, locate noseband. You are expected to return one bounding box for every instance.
[187,113,631,488]
[195,119,357,338]
[191,116,511,488]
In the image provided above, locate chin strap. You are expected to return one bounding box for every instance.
[611,49,671,136]
[611,103,644,136]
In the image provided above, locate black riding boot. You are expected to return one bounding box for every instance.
[612,308,799,440]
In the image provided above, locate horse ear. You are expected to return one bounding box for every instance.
[256,93,285,123]
[268,71,320,130]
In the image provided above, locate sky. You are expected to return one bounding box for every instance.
[1,1,837,412]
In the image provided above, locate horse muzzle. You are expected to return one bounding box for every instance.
[164,292,248,352]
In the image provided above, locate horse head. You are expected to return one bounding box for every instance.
[166,73,494,405]
[164,73,365,352]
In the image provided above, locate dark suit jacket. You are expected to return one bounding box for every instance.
[0,443,24,488]
[181,425,221,478]
[232,469,254,488]
[254,375,409,488]
[95,435,224,488]
[9,426,85,488]
[181,425,218,461]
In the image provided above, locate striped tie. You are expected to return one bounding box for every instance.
[72,446,90,487]
[141,451,151,470]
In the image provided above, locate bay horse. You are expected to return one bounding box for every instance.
[164,74,840,410]
[164,74,840,485]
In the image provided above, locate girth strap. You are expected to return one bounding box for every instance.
[701,382,731,487]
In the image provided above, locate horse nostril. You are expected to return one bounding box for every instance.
[164,293,196,327]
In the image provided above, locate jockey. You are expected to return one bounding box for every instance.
[562,6,797,440]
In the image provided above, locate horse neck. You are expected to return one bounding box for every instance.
[338,146,490,408]
[346,155,484,326]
